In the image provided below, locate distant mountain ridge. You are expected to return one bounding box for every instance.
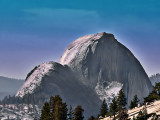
[0,76,24,100]
[16,32,152,117]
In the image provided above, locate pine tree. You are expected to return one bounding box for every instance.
[117,109,128,120]
[135,105,148,120]
[142,105,147,116]
[130,95,139,109]
[49,96,54,119]
[129,100,134,109]
[53,95,68,120]
[40,95,68,120]
[100,99,108,117]
[144,82,160,102]
[68,105,74,120]
[110,97,118,119]
[88,116,95,120]
[40,102,50,120]
[73,105,84,120]
[117,89,127,110]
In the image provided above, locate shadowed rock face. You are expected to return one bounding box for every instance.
[59,32,153,104]
[17,32,153,117]
[40,63,101,117]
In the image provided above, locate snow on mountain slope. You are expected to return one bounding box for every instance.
[95,81,123,103]
[16,62,54,97]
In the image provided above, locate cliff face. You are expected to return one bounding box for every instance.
[59,32,152,103]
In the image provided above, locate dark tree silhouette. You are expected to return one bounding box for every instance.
[40,102,50,120]
[144,82,160,102]
[110,97,118,119]
[88,116,95,120]
[117,89,127,110]
[68,105,74,120]
[73,105,84,120]
[130,95,140,109]
[100,99,108,117]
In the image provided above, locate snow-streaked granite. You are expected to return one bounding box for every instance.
[95,81,123,103]
[16,62,54,97]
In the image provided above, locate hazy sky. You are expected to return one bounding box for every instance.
[0,0,160,79]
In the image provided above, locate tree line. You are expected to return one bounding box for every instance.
[40,89,128,120]
[40,81,160,120]
[1,82,160,120]
[40,95,84,120]
[96,82,160,120]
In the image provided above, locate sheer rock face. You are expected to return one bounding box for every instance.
[59,32,152,104]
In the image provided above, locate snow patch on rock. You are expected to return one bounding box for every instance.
[95,81,123,103]
[16,62,54,97]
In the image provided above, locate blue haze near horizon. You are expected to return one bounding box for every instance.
[0,0,160,79]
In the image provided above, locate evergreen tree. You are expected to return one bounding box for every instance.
[53,95,68,120]
[68,105,74,120]
[40,102,50,120]
[40,95,68,120]
[100,99,108,117]
[73,105,84,120]
[129,100,134,109]
[88,116,95,120]
[130,95,139,109]
[117,89,127,110]
[110,97,118,119]
[117,109,128,120]
[144,82,160,102]
[135,105,148,120]
[142,105,147,117]
[49,96,54,119]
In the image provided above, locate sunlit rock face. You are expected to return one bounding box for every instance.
[59,32,152,104]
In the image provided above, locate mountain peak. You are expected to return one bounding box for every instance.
[16,32,152,117]
[74,32,114,43]
[59,32,115,65]
[59,32,152,104]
